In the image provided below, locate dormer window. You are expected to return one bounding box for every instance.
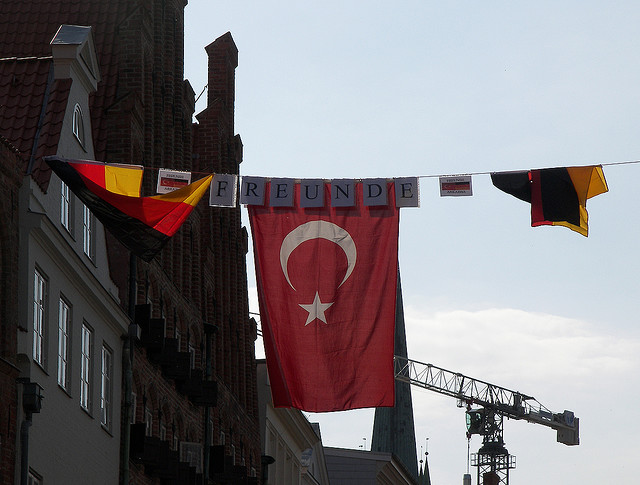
[72,104,85,146]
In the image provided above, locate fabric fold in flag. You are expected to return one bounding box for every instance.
[249,182,399,412]
[45,156,212,261]
[491,165,608,236]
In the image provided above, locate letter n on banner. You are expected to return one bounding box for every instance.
[331,179,355,207]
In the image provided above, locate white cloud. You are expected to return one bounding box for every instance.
[403,305,640,485]
[404,306,640,392]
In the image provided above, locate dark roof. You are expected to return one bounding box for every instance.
[0,56,71,189]
[0,0,134,163]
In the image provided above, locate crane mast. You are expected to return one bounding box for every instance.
[393,355,579,484]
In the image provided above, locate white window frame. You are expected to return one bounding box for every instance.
[80,323,93,412]
[82,204,95,260]
[72,103,85,147]
[57,297,71,390]
[100,344,113,429]
[60,181,73,233]
[188,343,196,369]
[33,269,47,367]
[145,408,153,437]
[28,469,42,485]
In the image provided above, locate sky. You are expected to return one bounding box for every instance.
[184,2,640,484]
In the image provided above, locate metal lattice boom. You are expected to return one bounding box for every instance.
[393,355,579,445]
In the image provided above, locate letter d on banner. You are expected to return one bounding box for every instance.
[209,174,238,207]
[363,178,387,206]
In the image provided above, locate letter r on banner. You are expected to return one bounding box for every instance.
[240,176,266,205]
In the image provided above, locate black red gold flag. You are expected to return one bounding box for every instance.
[491,166,608,236]
[45,156,212,261]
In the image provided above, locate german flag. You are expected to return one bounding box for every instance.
[45,157,212,261]
[491,166,608,236]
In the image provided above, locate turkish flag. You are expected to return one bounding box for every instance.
[249,182,399,412]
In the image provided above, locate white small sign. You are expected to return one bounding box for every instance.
[439,176,472,196]
[157,169,192,194]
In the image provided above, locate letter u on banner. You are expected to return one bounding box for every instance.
[300,179,325,208]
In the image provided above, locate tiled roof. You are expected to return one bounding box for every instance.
[0,0,134,164]
[0,56,71,189]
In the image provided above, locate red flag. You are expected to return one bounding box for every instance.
[249,182,399,412]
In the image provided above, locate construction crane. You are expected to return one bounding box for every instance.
[393,355,579,485]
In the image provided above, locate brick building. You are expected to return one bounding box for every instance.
[0,137,22,485]
[0,1,260,484]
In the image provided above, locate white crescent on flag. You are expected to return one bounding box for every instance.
[279,220,357,291]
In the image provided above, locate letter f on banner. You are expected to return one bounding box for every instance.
[248,182,399,412]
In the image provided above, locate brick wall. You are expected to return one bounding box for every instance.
[99,1,261,482]
[0,139,22,485]
[192,32,262,478]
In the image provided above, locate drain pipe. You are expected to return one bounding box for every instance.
[120,254,137,485]
[20,413,32,485]
[203,322,215,481]
[18,380,43,485]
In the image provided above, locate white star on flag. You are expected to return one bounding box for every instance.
[299,292,333,325]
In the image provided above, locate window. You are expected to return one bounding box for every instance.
[82,204,95,259]
[160,423,167,441]
[28,470,42,485]
[100,345,113,429]
[172,430,179,451]
[80,323,93,411]
[188,343,196,369]
[33,269,47,367]
[57,297,71,390]
[60,181,72,232]
[145,408,153,436]
[72,104,85,146]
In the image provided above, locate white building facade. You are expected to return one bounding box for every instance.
[15,26,130,485]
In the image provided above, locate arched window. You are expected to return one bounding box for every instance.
[72,104,85,146]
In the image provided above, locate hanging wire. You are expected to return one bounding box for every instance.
[195,84,208,104]
[61,155,640,180]
[414,158,640,180]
